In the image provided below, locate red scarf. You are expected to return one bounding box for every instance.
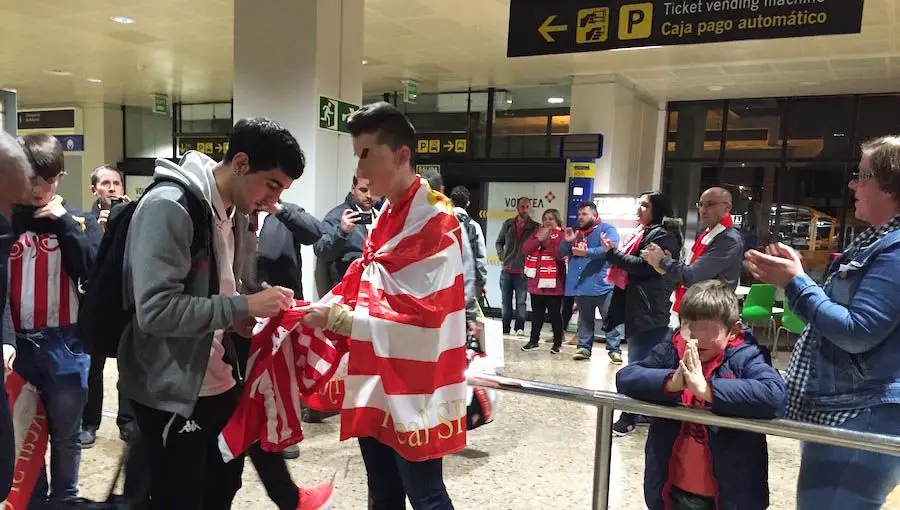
[605,224,645,289]
[672,216,733,312]
[524,228,562,289]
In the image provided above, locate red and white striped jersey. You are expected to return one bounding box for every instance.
[8,232,80,331]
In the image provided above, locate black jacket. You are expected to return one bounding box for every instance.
[604,218,683,338]
[495,216,540,273]
[12,199,99,295]
[314,194,370,286]
[257,203,323,300]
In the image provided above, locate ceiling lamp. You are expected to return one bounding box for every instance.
[44,70,72,76]
[547,97,565,104]
[707,85,725,91]
[110,16,135,24]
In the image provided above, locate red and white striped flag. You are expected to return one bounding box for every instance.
[219,178,467,463]
[2,373,49,509]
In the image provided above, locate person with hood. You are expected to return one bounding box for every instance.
[314,176,376,287]
[0,132,33,503]
[118,118,333,510]
[10,134,99,504]
[81,163,138,448]
[616,280,786,510]
[600,192,683,436]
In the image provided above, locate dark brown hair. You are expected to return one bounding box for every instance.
[18,134,65,181]
[679,280,740,328]
[862,136,900,202]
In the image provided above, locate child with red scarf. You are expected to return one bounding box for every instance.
[616,281,786,510]
[520,209,566,353]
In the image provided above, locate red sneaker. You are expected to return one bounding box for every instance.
[297,483,335,510]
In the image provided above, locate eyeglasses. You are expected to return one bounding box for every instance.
[850,170,875,182]
[696,201,726,209]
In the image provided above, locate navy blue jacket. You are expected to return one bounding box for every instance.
[616,328,786,510]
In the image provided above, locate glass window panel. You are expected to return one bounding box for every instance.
[855,95,900,157]
[724,99,785,161]
[786,97,854,160]
[550,115,570,134]
[493,116,548,136]
[666,101,725,159]
[778,163,848,283]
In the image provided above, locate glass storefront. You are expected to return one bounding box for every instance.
[664,93,900,282]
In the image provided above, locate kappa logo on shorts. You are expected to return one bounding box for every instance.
[178,420,202,434]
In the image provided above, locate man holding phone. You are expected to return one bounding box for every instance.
[82,164,137,449]
[315,175,377,287]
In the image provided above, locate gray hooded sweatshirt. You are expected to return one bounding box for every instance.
[117,152,254,417]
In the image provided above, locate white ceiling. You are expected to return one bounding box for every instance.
[2,0,898,108]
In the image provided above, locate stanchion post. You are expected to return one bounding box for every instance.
[592,405,614,510]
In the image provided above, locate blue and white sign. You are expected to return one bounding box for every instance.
[54,135,84,152]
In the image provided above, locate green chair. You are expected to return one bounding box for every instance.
[774,301,806,360]
[741,284,777,348]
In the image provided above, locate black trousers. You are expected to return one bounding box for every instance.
[84,354,134,430]
[233,339,300,510]
[529,294,564,347]
[561,296,575,330]
[0,384,13,502]
[132,388,244,510]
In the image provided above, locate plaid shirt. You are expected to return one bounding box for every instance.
[785,215,900,425]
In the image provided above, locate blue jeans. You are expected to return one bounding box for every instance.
[627,326,671,365]
[13,325,89,502]
[575,293,623,354]
[797,405,900,509]
[500,271,527,334]
[359,437,453,510]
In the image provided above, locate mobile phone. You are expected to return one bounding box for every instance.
[109,197,125,207]
[358,212,373,225]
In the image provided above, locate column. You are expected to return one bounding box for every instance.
[234,0,364,299]
[568,75,665,195]
[80,102,124,209]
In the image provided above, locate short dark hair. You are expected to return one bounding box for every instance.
[225,117,305,179]
[577,201,598,214]
[517,197,530,206]
[90,164,123,186]
[352,175,358,186]
[449,185,470,208]
[679,280,740,329]
[346,102,417,154]
[420,168,443,191]
[19,134,64,181]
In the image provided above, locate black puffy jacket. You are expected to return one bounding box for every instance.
[603,218,683,338]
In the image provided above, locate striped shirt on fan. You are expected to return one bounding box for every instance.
[8,232,80,331]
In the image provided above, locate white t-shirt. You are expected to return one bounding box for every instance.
[199,170,238,397]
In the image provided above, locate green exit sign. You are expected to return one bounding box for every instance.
[153,94,168,115]
[319,96,359,135]
[403,81,418,104]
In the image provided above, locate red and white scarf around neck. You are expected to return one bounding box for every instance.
[672,216,733,312]
[524,228,562,289]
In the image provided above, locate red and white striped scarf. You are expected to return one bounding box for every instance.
[672,216,733,312]
[220,178,467,463]
[523,229,562,289]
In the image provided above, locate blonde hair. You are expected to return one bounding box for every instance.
[542,208,562,227]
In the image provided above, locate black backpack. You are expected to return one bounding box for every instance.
[77,178,209,358]
[456,212,485,289]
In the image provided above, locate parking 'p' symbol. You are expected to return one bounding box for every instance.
[618,3,653,40]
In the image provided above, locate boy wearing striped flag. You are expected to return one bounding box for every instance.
[302,102,466,509]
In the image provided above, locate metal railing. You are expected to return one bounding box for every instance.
[467,373,900,510]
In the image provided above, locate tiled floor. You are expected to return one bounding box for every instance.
[77,328,900,509]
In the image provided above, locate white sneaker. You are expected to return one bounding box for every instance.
[516,329,526,338]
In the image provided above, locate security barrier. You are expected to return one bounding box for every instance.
[467,373,900,510]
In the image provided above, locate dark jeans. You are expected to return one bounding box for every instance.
[234,338,300,510]
[528,294,564,347]
[359,437,453,510]
[0,383,13,502]
[14,326,89,502]
[797,405,900,509]
[561,296,575,330]
[627,326,671,365]
[84,354,135,431]
[132,387,245,510]
[499,271,527,334]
